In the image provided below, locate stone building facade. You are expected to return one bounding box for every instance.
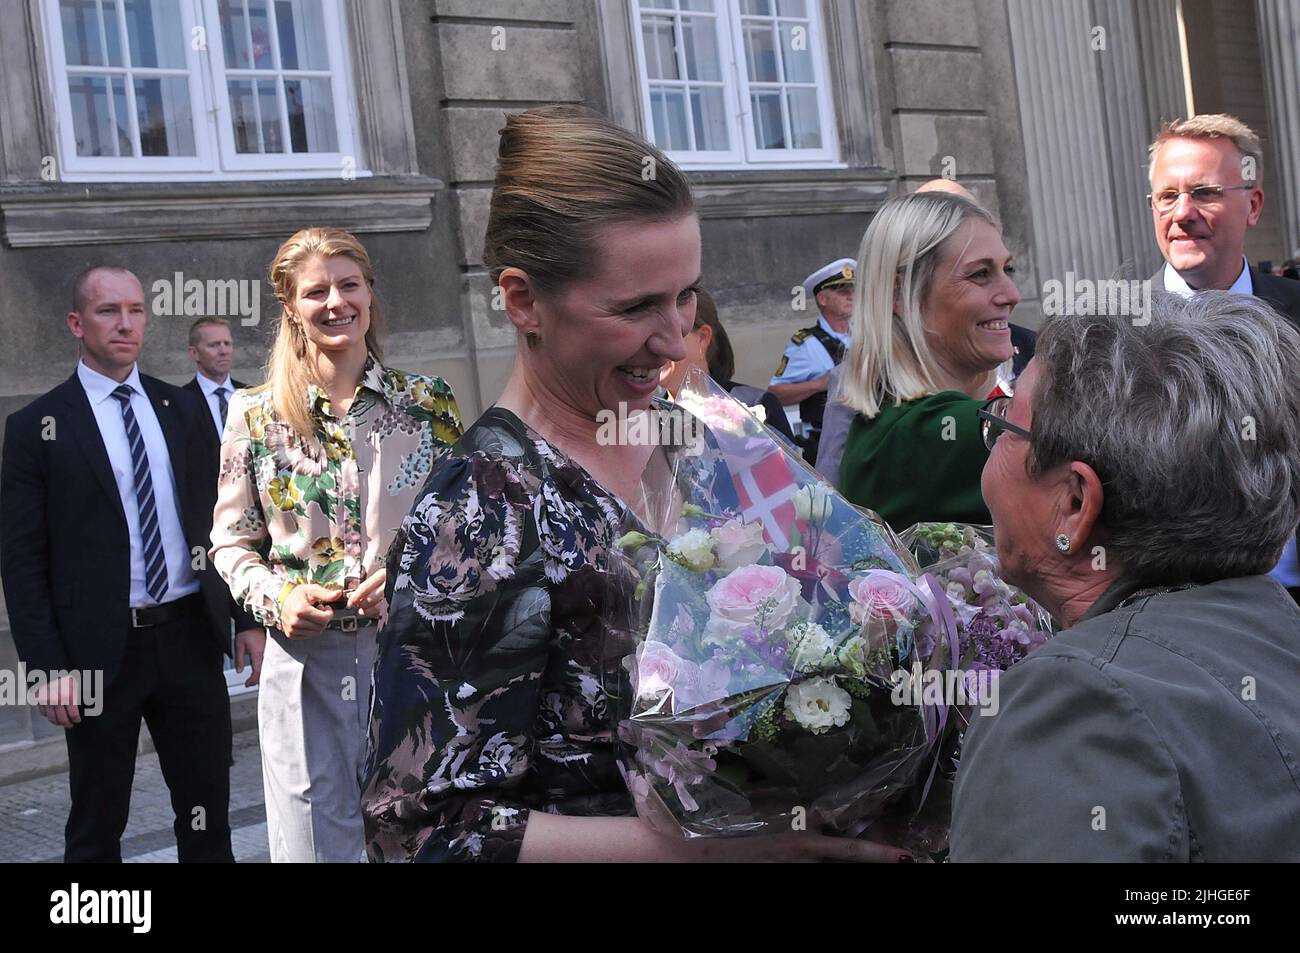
[0,0,1297,754]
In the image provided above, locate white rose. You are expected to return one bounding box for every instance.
[784,677,853,735]
[792,482,834,523]
[786,621,835,673]
[709,519,767,572]
[666,528,716,572]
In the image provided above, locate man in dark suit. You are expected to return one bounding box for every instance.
[1146,114,1300,602]
[181,316,264,684]
[0,266,257,862]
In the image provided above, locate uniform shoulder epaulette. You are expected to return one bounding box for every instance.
[791,327,815,344]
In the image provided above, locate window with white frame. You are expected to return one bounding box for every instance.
[631,0,840,169]
[43,0,362,180]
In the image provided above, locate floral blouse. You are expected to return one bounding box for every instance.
[210,356,462,630]
[363,406,710,863]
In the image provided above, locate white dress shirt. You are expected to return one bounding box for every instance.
[77,361,200,607]
[1162,256,1253,297]
[194,372,234,437]
[1163,258,1298,587]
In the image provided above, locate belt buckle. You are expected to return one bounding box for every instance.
[131,607,146,628]
[339,615,358,633]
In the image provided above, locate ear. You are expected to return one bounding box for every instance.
[497,267,542,336]
[1246,187,1264,227]
[186,345,199,362]
[695,322,713,351]
[1059,461,1105,555]
[67,312,84,340]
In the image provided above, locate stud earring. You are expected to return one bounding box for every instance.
[1055,533,1071,553]
[525,331,540,350]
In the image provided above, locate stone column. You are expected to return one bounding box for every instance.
[1256,0,1300,260]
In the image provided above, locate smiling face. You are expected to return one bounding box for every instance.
[188,322,233,382]
[530,214,701,415]
[921,219,1020,380]
[68,269,148,381]
[1150,136,1263,290]
[288,255,372,358]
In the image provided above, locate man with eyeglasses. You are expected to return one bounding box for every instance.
[1147,114,1300,604]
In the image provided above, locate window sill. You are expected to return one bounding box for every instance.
[688,167,894,220]
[0,175,444,248]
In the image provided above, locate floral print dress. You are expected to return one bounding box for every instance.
[363,405,707,862]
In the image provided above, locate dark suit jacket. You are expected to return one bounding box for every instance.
[1,372,234,686]
[182,375,256,633]
[1150,264,1300,327]
[182,375,248,423]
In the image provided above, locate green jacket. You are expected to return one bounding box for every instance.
[836,391,990,529]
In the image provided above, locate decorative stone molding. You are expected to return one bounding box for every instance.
[0,176,444,248]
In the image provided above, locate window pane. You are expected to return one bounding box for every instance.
[743,24,779,82]
[68,75,114,154]
[690,86,729,151]
[229,78,282,153]
[681,16,720,81]
[61,0,106,66]
[124,0,187,68]
[740,0,773,14]
[779,22,814,83]
[639,0,673,8]
[248,0,274,68]
[787,87,821,148]
[641,17,678,81]
[285,78,338,152]
[650,87,690,152]
[103,0,124,67]
[680,0,716,10]
[220,0,250,67]
[275,0,330,71]
[750,89,785,149]
[111,76,132,155]
[257,79,283,151]
[777,0,807,16]
[136,77,196,155]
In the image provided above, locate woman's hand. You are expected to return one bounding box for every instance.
[346,569,387,622]
[280,584,342,638]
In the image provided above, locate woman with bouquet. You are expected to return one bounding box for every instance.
[835,192,1021,527]
[951,292,1300,861]
[361,106,910,863]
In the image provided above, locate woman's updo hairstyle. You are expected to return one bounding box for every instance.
[483,105,695,296]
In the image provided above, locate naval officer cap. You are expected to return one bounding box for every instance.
[803,258,856,300]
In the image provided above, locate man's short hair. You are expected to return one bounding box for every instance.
[1147,114,1264,184]
[188,316,231,346]
[71,265,138,314]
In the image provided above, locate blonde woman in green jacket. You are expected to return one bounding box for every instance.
[835,191,1021,528]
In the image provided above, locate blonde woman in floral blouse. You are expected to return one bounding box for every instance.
[210,227,461,862]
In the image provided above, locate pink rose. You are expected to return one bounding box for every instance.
[705,563,802,635]
[848,570,919,627]
[635,641,698,704]
[709,519,767,572]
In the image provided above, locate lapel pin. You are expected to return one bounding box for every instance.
[162,399,170,406]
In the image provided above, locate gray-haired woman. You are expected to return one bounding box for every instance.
[951,291,1300,861]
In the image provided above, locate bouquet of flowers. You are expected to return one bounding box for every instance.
[607,371,967,839]
[888,522,1056,853]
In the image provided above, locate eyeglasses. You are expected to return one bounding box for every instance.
[1147,184,1255,214]
[977,397,1032,451]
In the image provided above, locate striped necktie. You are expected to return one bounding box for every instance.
[216,386,230,431]
[111,384,170,603]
